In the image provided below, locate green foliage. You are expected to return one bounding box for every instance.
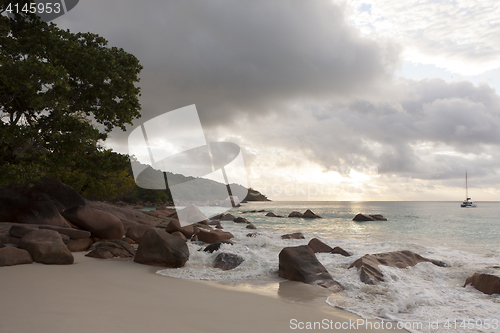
[0,3,143,200]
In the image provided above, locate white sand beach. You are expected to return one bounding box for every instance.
[0,253,407,333]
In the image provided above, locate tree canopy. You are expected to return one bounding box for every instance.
[0,1,143,200]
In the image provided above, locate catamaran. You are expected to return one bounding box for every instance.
[461,170,477,207]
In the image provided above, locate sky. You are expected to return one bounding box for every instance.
[55,0,500,201]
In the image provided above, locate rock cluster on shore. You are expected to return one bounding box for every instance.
[2,179,499,297]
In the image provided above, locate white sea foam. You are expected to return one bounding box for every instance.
[157,202,500,333]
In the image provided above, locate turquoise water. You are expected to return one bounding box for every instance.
[157,200,500,332]
[230,201,500,253]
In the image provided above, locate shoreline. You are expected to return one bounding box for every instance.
[0,252,407,333]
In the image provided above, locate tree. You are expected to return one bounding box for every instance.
[0,1,143,200]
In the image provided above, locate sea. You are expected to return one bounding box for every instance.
[155,201,500,333]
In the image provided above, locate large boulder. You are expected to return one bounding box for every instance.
[246,223,256,229]
[20,229,74,265]
[464,273,500,295]
[38,225,91,240]
[62,205,124,240]
[331,246,351,257]
[31,177,86,209]
[0,247,33,267]
[278,245,341,289]
[125,225,153,244]
[9,225,39,238]
[195,229,234,244]
[134,228,189,267]
[349,250,447,285]
[86,240,135,259]
[0,188,31,222]
[213,252,244,270]
[15,201,71,227]
[86,201,162,226]
[66,238,94,252]
[302,209,321,218]
[288,211,303,218]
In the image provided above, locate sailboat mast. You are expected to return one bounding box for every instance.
[465,170,468,200]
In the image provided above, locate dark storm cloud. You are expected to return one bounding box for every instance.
[58,0,399,128]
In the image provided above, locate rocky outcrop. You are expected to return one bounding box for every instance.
[195,229,234,244]
[353,214,387,222]
[31,177,86,209]
[302,209,321,218]
[9,225,38,238]
[134,228,189,267]
[0,247,33,266]
[86,200,163,227]
[16,201,71,227]
[464,273,500,295]
[278,245,341,289]
[62,205,124,240]
[331,246,351,257]
[213,252,244,270]
[281,232,305,239]
[20,229,74,265]
[349,250,447,284]
[288,211,303,218]
[86,240,135,259]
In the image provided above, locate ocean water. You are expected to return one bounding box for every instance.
[157,201,500,333]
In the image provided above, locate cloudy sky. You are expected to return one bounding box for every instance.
[56,0,500,201]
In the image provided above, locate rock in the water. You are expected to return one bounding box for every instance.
[213,252,244,270]
[278,245,341,289]
[349,250,446,284]
[0,247,33,266]
[221,213,236,221]
[16,201,71,227]
[307,238,333,253]
[369,214,387,221]
[302,209,321,218]
[203,240,234,253]
[331,246,351,257]
[464,273,500,295]
[288,211,303,218]
[134,228,189,267]
[86,240,135,259]
[233,217,248,223]
[66,238,94,252]
[20,229,74,265]
[281,232,305,239]
[62,205,124,240]
[265,212,277,217]
[246,223,256,229]
[352,214,375,221]
[196,229,234,244]
[38,225,91,240]
[246,233,261,237]
[125,225,153,244]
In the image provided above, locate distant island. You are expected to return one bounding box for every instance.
[243,188,271,202]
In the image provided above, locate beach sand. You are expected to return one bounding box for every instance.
[0,253,406,333]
